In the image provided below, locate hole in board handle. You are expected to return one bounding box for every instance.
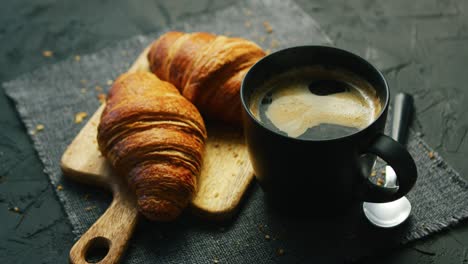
[85,236,111,263]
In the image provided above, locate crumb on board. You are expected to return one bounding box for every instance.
[265,234,271,240]
[9,206,21,213]
[57,185,63,191]
[85,206,96,211]
[80,79,87,85]
[263,21,273,33]
[74,55,81,61]
[276,248,285,256]
[95,85,103,92]
[213,258,219,264]
[81,88,87,94]
[244,21,252,28]
[106,79,113,85]
[370,170,377,177]
[428,151,435,159]
[97,93,107,104]
[376,178,385,186]
[75,112,88,124]
[42,50,53,57]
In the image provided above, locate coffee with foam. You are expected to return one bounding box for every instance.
[249,66,382,140]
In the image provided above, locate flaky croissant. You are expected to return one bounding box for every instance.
[148,31,266,124]
[97,72,207,221]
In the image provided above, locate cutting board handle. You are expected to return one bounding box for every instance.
[69,185,138,264]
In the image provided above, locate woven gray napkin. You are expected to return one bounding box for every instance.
[4,0,468,262]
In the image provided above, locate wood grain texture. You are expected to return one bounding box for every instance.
[68,174,138,264]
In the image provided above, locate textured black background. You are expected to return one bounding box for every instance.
[1,0,468,263]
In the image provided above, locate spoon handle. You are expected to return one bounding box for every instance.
[391,93,414,144]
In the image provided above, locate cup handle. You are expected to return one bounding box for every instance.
[360,134,417,202]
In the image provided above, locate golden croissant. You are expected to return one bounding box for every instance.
[148,31,266,124]
[97,72,207,221]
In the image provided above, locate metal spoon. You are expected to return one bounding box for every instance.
[363,93,414,228]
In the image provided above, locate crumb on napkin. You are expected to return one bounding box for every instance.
[263,21,273,33]
[270,39,279,49]
[75,112,88,124]
[97,93,107,104]
[31,124,45,135]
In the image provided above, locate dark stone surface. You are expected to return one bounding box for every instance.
[1,0,467,263]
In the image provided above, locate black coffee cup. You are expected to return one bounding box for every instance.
[240,46,417,214]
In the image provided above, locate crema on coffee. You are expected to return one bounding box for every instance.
[249,66,382,140]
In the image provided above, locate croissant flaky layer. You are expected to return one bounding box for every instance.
[97,72,207,221]
[148,31,266,124]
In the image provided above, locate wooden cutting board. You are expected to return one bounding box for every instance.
[61,46,254,264]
